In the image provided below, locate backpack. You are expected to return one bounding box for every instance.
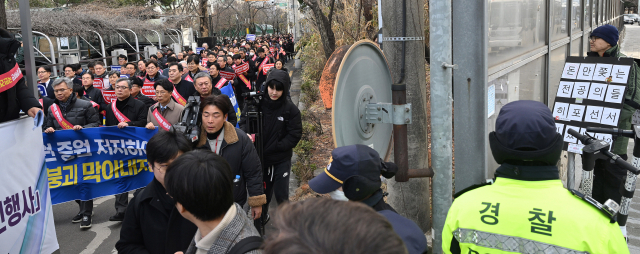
[227,236,263,254]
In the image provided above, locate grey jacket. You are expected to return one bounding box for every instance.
[184,203,262,254]
[44,95,100,130]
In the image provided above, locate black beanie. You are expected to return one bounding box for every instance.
[591,24,619,47]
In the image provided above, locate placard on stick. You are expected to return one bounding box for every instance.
[553,56,634,153]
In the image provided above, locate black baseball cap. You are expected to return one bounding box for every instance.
[309,144,383,199]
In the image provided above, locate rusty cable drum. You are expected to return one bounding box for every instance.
[324,40,393,160]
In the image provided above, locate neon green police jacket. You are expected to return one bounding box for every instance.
[442,174,629,253]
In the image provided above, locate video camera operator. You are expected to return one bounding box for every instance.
[441,100,628,253]
[239,69,301,226]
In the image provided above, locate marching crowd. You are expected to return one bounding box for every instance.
[0,23,638,254]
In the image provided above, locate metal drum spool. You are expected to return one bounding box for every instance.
[323,40,393,159]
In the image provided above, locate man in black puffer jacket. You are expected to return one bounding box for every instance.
[43,77,100,229]
[43,78,100,132]
[240,69,301,226]
[194,95,266,223]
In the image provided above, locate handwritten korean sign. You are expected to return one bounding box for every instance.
[553,56,634,152]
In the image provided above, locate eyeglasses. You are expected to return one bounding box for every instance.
[54,88,69,93]
[37,71,49,74]
[589,36,600,42]
[114,86,129,90]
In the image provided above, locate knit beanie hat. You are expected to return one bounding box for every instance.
[591,24,619,46]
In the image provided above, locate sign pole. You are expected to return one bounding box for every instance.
[18,0,38,98]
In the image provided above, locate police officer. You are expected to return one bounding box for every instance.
[442,100,628,253]
[308,144,428,254]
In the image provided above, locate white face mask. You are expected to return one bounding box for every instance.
[329,189,348,201]
[249,52,255,56]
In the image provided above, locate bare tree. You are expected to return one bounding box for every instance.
[300,0,336,59]
[0,0,6,30]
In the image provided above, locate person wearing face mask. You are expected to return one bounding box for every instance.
[308,144,428,254]
[309,144,398,210]
[239,69,301,228]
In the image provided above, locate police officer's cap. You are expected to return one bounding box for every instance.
[309,144,397,200]
[489,100,563,166]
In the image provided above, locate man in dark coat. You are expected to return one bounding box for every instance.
[43,78,100,132]
[130,77,156,109]
[167,62,196,104]
[254,47,274,89]
[240,69,301,226]
[116,130,197,254]
[105,78,149,221]
[43,78,100,229]
[81,72,108,112]
[0,28,41,123]
[193,95,266,221]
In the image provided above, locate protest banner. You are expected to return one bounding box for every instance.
[43,127,158,204]
[0,117,59,254]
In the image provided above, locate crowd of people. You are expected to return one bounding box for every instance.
[0,23,637,254]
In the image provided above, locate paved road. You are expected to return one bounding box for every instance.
[52,60,302,253]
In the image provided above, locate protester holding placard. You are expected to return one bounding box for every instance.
[254,47,274,88]
[146,79,185,131]
[81,72,108,112]
[93,61,109,89]
[104,78,149,221]
[232,54,253,96]
[587,24,640,209]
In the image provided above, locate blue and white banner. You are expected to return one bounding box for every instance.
[246,34,256,41]
[43,127,158,205]
[220,84,241,127]
[0,117,58,254]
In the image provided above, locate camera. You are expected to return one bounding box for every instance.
[173,96,202,143]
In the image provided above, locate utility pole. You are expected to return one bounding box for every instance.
[19,0,37,98]
[382,0,431,232]
[429,0,453,252]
